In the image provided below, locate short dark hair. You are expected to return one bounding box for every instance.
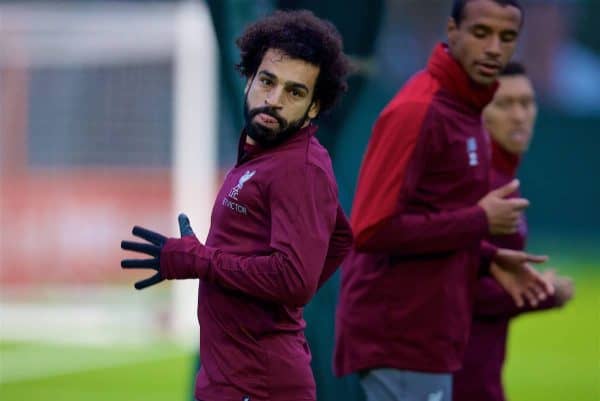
[500,61,527,77]
[451,0,523,26]
[235,10,350,116]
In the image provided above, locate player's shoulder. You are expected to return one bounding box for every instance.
[267,140,336,197]
[378,70,441,123]
[269,131,333,179]
[306,135,335,179]
[281,134,335,185]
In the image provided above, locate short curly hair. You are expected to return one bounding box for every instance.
[236,9,350,116]
[451,0,523,26]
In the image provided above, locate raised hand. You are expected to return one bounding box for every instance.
[121,213,195,290]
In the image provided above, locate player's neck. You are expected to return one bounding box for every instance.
[491,139,521,176]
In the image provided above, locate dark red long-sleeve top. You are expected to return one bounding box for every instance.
[160,124,353,401]
[334,43,498,375]
[453,140,558,401]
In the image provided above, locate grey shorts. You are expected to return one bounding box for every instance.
[360,369,452,401]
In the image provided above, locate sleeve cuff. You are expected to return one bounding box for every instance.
[160,236,211,280]
[471,205,490,238]
[479,240,499,276]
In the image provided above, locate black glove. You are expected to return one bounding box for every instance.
[121,213,195,290]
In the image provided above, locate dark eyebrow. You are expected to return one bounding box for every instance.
[469,23,518,37]
[258,70,277,80]
[258,69,310,93]
[287,82,309,93]
[470,24,492,32]
[500,28,519,37]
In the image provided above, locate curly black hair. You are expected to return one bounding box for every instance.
[236,9,350,116]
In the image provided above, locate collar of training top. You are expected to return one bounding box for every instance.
[491,138,521,176]
[236,123,318,165]
[427,43,499,113]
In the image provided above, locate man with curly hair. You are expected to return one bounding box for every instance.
[120,10,352,401]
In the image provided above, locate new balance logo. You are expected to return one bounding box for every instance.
[467,137,478,166]
[427,390,443,401]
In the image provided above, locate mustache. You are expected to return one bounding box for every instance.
[248,106,286,127]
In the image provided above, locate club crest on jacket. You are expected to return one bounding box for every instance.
[229,170,256,200]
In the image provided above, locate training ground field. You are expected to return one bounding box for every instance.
[1,266,598,401]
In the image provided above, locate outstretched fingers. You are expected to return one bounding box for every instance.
[132,226,167,246]
[121,240,161,257]
[121,258,159,269]
[134,273,163,290]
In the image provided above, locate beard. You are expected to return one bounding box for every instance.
[243,100,311,148]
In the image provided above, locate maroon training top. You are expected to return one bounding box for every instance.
[453,140,557,401]
[334,43,498,375]
[160,124,352,401]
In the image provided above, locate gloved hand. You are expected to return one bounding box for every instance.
[121,213,195,290]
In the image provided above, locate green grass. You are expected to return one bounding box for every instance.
[504,270,600,401]
[0,342,194,401]
[1,266,598,401]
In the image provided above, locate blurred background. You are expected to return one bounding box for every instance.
[0,1,598,400]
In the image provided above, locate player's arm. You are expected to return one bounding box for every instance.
[358,181,530,255]
[352,101,481,254]
[352,102,518,255]
[480,240,499,273]
[486,246,558,307]
[317,203,353,289]
[473,276,555,318]
[474,269,573,317]
[356,207,489,254]
[159,164,337,307]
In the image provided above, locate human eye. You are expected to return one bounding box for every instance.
[494,98,510,109]
[260,77,273,86]
[288,87,307,99]
[500,31,517,43]
[520,97,534,109]
[471,26,488,39]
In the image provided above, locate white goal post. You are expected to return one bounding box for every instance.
[0,0,217,348]
[172,0,218,347]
